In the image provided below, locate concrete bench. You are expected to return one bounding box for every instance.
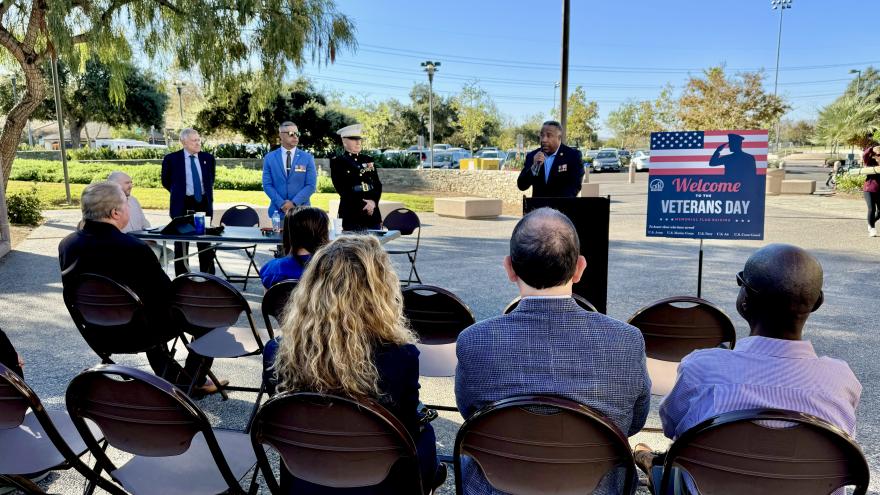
[780,179,816,195]
[434,197,503,219]
[327,199,405,221]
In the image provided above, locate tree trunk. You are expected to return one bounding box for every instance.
[68,118,82,149]
[1,62,46,189]
[0,168,9,258]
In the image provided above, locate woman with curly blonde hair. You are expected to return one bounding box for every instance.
[263,234,442,493]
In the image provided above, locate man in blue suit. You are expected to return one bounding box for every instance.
[161,128,216,276]
[455,207,651,495]
[262,121,317,217]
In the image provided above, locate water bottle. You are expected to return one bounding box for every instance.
[271,211,281,232]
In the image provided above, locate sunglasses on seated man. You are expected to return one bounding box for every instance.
[283,130,301,137]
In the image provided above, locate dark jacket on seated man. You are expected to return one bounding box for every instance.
[59,220,172,333]
[58,182,211,392]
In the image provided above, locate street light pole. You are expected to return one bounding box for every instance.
[50,55,72,204]
[771,0,791,154]
[174,80,184,129]
[420,61,440,168]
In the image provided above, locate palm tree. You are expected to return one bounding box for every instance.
[814,94,880,156]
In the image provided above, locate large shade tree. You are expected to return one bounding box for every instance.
[0,0,356,256]
[196,78,354,154]
[0,59,169,148]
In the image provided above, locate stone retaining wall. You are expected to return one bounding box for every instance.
[378,169,525,204]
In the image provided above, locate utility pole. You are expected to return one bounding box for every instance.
[174,80,185,130]
[552,81,560,118]
[559,0,571,141]
[849,69,862,158]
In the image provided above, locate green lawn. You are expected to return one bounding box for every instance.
[7,181,435,213]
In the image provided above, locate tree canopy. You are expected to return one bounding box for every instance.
[565,86,599,148]
[196,79,355,154]
[814,66,880,149]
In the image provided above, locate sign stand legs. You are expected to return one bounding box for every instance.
[697,239,704,298]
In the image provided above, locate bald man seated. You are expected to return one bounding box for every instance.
[108,171,150,233]
[634,244,862,494]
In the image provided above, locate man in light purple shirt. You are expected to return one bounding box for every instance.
[634,243,862,493]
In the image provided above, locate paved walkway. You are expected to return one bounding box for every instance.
[1,172,878,493]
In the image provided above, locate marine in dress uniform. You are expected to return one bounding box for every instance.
[330,124,383,231]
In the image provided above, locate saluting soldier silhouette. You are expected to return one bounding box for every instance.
[708,133,757,189]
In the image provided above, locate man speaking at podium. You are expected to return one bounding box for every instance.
[517,120,584,198]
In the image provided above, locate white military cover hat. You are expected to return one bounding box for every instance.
[337,124,363,138]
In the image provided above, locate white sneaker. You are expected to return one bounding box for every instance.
[870,228,877,237]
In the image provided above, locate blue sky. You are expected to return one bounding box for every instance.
[293,0,878,135]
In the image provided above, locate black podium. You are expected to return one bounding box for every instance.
[523,196,610,314]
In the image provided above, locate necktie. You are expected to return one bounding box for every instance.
[189,155,202,202]
[285,151,292,175]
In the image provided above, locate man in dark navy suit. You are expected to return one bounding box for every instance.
[517,121,584,198]
[161,128,216,276]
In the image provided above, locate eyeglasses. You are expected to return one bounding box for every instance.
[283,130,301,137]
[736,271,760,294]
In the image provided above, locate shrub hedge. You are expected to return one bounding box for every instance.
[9,159,337,193]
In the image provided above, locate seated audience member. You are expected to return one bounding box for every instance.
[58,181,220,396]
[259,206,329,289]
[264,235,443,493]
[455,207,651,494]
[108,171,150,233]
[0,327,23,377]
[634,244,862,494]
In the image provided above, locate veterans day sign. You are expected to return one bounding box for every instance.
[646,130,767,240]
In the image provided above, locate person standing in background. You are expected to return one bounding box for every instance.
[161,128,216,275]
[330,124,383,231]
[262,121,317,218]
[862,145,880,237]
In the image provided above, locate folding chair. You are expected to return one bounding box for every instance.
[251,392,441,494]
[503,293,598,314]
[169,273,268,399]
[402,285,475,412]
[660,408,870,495]
[66,364,257,495]
[383,208,422,286]
[260,279,299,339]
[0,363,120,495]
[627,296,735,396]
[454,395,637,495]
[63,273,176,366]
[213,205,261,290]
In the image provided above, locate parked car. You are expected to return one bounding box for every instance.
[631,150,650,171]
[592,150,622,172]
[475,150,506,167]
[432,143,451,151]
[618,149,632,165]
[424,152,458,169]
[585,149,600,159]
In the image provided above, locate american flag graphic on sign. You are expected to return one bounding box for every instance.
[649,130,768,175]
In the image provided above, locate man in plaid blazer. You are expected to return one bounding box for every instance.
[455,207,651,494]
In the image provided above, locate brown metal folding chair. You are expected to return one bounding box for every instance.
[402,285,475,412]
[251,392,437,494]
[66,364,257,495]
[0,362,120,495]
[454,395,637,495]
[169,272,268,399]
[260,279,299,339]
[62,273,175,365]
[627,296,736,396]
[383,208,422,286]
[660,408,870,495]
[503,293,598,314]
